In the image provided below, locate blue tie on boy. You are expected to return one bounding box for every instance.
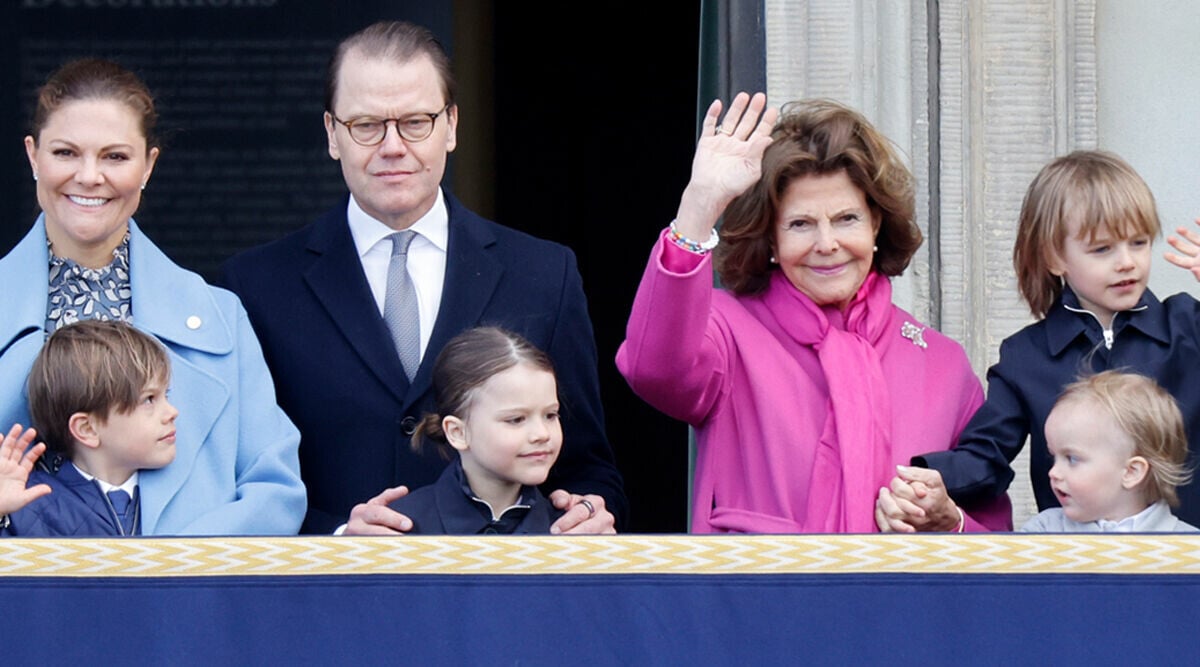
[105,488,137,536]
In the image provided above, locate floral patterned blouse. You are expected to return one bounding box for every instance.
[45,233,132,333]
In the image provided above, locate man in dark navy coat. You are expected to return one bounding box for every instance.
[221,21,625,534]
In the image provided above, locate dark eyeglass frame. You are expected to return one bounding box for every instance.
[329,105,452,146]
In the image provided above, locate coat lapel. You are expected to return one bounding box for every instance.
[127,221,232,534]
[303,208,411,403]
[408,198,503,407]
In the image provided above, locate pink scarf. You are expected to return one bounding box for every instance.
[759,270,894,532]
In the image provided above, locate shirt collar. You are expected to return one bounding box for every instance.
[1096,500,1171,532]
[71,462,139,495]
[451,457,537,518]
[346,188,449,258]
[1044,285,1168,355]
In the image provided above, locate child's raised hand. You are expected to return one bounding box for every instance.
[0,424,52,517]
[1164,218,1200,282]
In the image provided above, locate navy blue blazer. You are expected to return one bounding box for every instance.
[220,194,626,532]
[389,460,563,535]
[5,463,126,537]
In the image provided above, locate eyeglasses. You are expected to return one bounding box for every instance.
[329,105,452,146]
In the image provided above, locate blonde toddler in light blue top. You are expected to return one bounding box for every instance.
[1021,371,1196,533]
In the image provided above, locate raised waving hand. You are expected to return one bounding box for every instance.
[1165,218,1200,282]
[0,424,52,517]
[674,92,778,241]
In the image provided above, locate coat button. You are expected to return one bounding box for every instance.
[186,316,202,330]
[400,416,418,436]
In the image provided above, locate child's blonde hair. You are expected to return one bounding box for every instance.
[411,327,556,460]
[1013,151,1160,318]
[1056,371,1192,506]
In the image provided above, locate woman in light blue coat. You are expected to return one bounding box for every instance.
[0,58,304,535]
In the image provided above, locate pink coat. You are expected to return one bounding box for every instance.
[617,235,1011,533]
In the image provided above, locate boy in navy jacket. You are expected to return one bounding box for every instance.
[0,320,177,536]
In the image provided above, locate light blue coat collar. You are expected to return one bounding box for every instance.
[0,216,233,355]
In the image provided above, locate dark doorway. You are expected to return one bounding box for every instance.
[490,6,697,532]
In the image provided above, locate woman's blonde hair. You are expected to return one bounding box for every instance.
[1013,151,1160,318]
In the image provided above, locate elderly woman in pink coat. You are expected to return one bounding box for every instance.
[617,94,1010,533]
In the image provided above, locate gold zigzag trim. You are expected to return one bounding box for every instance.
[0,535,1195,575]
[1,535,1199,578]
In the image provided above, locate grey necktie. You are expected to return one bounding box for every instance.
[384,231,420,380]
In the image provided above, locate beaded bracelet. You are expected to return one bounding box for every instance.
[668,220,720,254]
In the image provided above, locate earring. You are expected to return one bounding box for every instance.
[873,245,878,252]
[141,183,146,191]
[769,256,778,264]
[32,173,37,182]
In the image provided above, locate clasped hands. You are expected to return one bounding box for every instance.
[874,465,963,533]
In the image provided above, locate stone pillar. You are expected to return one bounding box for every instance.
[937,0,1097,372]
[765,0,932,320]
